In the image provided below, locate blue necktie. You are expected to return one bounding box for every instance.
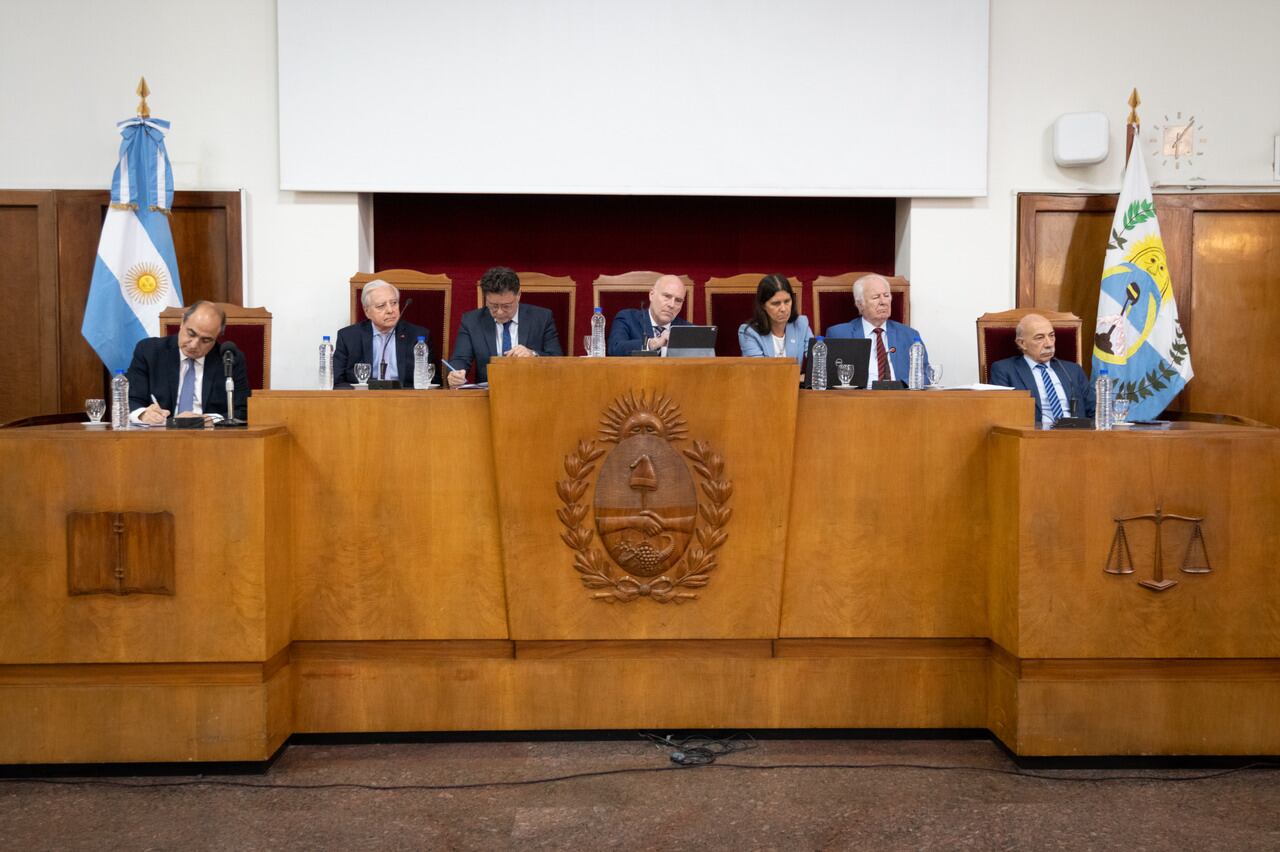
[502,321,512,354]
[177,358,196,414]
[1036,363,1064,422]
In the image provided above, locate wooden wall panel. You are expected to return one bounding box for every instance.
[0,189,248,419]
[0,192,59,423]
[1183,212,1280,426]
[1017,192,1280,425]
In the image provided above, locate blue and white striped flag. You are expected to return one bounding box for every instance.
[81,115,183,373]
[1092,141,1193,420]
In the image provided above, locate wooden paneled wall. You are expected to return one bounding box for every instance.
[1017,192,1280,426]
[0,190,242,424]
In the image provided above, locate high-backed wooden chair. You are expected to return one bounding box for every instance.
[350,269,453,359]
[704,274,804,357]
[476,271,576,356]
[160,303,273,389]
[591,272,696,337]
[976,308,1083,383]
[811,273,911,338]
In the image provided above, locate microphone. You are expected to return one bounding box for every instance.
[215,341,246,428]
[377,297,413,380]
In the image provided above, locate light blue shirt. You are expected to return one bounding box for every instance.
[373,328,399,381]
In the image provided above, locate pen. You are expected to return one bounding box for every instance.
[150,394,160,406]
[441,359,461,373]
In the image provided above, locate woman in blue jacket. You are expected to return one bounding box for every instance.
[737,274,812,366]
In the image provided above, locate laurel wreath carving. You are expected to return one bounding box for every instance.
[556,439,732,603]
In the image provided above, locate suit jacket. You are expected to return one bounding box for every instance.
[738,315,813,366]
[333,319,433,386]
[989,355,1095,422]
[451,303,562,383]
[825,318,929,381]
[606,308,692,356]
[126,335,250,421]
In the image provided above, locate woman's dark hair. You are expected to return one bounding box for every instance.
[749,274,798,335]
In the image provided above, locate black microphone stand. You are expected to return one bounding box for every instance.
[215,346,247,428]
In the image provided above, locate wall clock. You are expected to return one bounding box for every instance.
[1148,112,1207,171]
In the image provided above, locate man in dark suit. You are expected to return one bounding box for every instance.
[334,280,434,387]
[606,274,691,356]
[989,312,1095,425]
[825,273,929,382]
[127,300,250,424]
[446,266,563,387]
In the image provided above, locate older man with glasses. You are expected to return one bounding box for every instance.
[446,266,564,388]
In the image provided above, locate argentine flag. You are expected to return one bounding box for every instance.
[1092,141,1192,421]
[81,116,183,373]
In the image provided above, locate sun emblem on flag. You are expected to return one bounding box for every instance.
[122,261,171,305]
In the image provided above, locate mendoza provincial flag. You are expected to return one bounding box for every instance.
[81,114,183,373]
[1092,142,1192,420]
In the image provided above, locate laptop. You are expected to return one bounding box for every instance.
[666,325,718,358]
[802,338,871,388]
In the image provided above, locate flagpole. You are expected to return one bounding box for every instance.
[1125,88,1140,161]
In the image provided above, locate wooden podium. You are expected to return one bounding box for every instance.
[2,363,1278,763]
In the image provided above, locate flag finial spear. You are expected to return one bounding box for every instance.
[1126,88,1141,127]
[135,77,150,118]
[1125,88,1141,160]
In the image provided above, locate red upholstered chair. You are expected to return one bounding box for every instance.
[591,272,695,344]
[160,304,272,389]
[704,274,804,357]
[977,308,1083,383]
[811,273,911,338]
[351,270,453,358]
[476,272,576,356]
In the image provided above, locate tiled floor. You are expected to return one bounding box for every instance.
[2,736,1278,850]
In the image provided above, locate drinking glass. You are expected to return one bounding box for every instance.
[583,336,593,357]
[836,362,854,388]
[85,398,106,423]
[1112,396,1130,424]
[926,363,944,388]
[353,362,372,385]
[424,362,436,386]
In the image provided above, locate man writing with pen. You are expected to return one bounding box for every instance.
[333,279,435,388]
[126,300,250,425]
[446,266,563,388]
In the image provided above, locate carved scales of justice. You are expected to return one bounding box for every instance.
[1105,503,1211,592]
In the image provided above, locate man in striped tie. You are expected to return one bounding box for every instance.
[126,301,250,425]
[989,313,1095,427]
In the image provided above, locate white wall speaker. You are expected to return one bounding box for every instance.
[1053,112,1109,166]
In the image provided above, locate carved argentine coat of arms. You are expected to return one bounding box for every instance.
[556,391,732,603]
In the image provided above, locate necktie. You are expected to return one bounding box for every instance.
[873,328,890,380]
[653,326,666,350]
[177,358,196,414]
[502,321,512,354]
[1036,363,1065,421]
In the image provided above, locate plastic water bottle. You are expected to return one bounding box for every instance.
[590,307,606,357]
[1094,367,1113,431]
[318,335,334,390]
[907,337,925,390]
[413,336,430,389]
[811,336,828,390]
[110,370,129,429]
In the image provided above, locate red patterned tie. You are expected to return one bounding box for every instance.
[873,328,890,380]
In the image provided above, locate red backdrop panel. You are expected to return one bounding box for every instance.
[373,194,896,357]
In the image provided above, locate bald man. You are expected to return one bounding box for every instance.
[606,275,692,356]
[126,300,250,424]
[825,274,929,383]
[989,313,1095,426]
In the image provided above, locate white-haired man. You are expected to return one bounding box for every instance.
[334,280,435,386]
[989,313,1094,425]
[825,273,928,383]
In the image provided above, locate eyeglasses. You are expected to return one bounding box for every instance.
[486,299,518,312]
